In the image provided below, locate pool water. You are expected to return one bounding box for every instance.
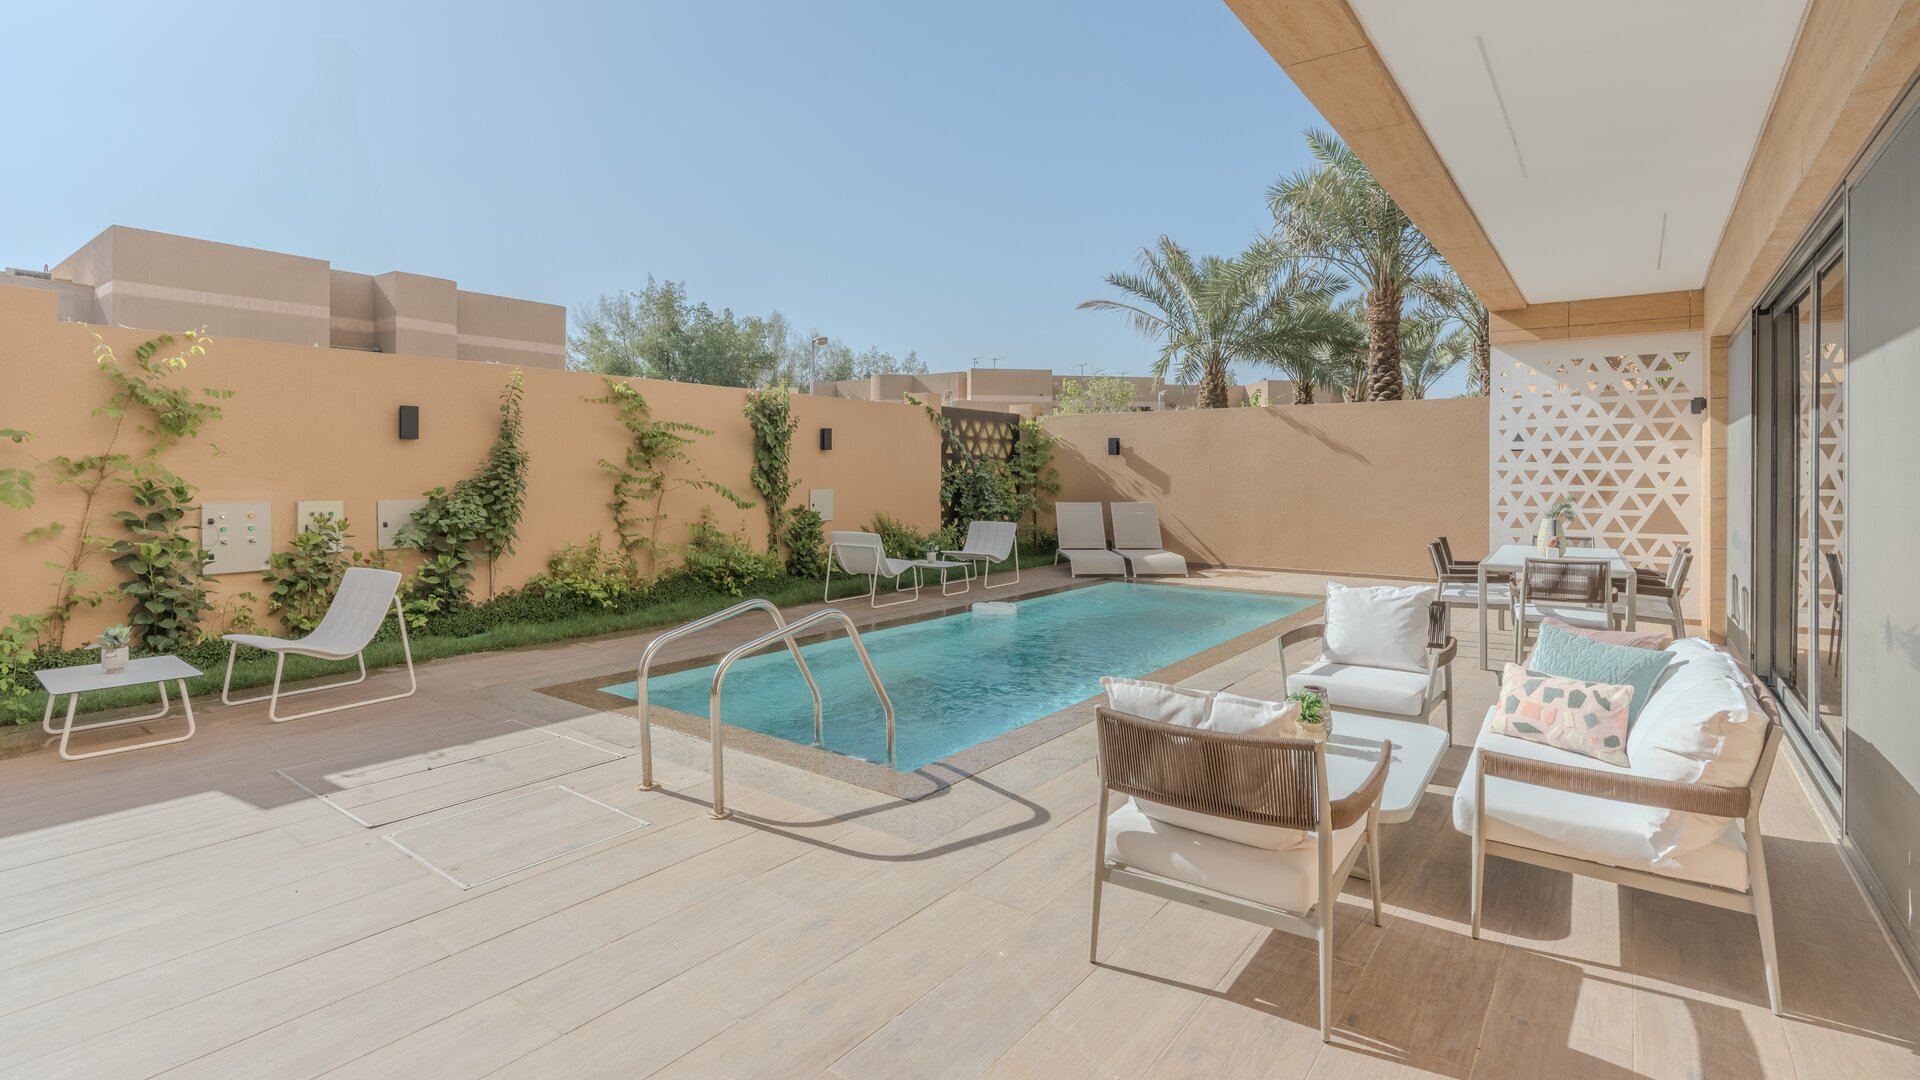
[599,582,1311,771]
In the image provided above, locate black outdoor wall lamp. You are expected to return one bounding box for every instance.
[1107,437,1121,456]
[820,427,834,451]
[398,405,421,440]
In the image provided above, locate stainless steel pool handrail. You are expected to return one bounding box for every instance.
[708,608,895,819]
[634,598,821,791]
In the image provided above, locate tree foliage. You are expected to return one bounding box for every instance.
[743,385,798,553]
[1411,267,1490,395]
[569,279,778,387]
[1052,375,1140,414]
[590,379,752,578]
[1268,129,1439,401]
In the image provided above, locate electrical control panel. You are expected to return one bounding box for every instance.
[296,500,348,551]
[808,488,834,522]
[376,498,429,550]
[200,502,272,574]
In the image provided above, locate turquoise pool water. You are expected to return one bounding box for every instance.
[599,582,1311,771]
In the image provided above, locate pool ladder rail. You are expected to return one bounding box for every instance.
[634,598,896,819]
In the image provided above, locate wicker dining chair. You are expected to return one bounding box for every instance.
[1514,557,1615,662]
[1091,706,1391,1042]
[1432,539,1510,630]
[1615,544,1694,641]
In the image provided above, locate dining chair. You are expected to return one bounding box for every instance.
[1513,557,1614,662]
[1616,544,1694,641]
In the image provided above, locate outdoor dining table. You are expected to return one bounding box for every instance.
[1476,543,1638,671]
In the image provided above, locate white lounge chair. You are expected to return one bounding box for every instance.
[1278,585,1455,730]
[940,520,1019,589]
[825,530,923,608]
[1109,502,1188,577]
[221,566,416,722]
[1053,502,1126,578]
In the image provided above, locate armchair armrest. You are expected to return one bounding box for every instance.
[1279,622,1325,651]
[1479,750,1751,817]
[1328,741,1392,829]
[1429,636,1458,669]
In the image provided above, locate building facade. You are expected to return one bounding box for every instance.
[2,226,565,368]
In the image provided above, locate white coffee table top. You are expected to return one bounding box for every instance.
[911,558,968,570]
[1321,712,1451,824]
[36,655,204,695]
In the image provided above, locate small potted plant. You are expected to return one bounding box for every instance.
[92,625,132,674]
[1289,687,1331,741]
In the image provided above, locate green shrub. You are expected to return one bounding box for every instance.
[781,505,828,579]
[684,511,780,596]
[1018,523,1058,553]
[262,517,352,633]
[868,513,931,559]
[528,535,641,610]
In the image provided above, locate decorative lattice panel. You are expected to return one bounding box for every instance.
[1491,332,1704,615]
[937,407,1020,525]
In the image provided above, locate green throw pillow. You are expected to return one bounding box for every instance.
[1529,623,1672,725]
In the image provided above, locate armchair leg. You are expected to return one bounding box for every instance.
[1090,787,1111,964]
[1749,818,1784,1014]
[1367,810,1383,927]
[1471,759,1487,941]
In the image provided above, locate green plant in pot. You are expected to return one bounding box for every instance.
[92,625,133,673]
[1288,687,1330,739]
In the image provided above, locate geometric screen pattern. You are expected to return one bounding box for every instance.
[1491,332,1704,615]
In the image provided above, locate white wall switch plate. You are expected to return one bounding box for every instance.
[200,502,272,574]
[376,498,430,550]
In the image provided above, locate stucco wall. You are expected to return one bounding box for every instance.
[1041,399,1488,578]
[0,288,941,645]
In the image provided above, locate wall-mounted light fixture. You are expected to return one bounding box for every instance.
[398,405,421,440]
[819,427,833,451]
[1107,437,1121,456]
[1689,397,1708,415]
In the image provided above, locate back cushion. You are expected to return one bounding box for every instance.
[1527,624,1673,725]
[1101,678,1307,850]
[1538,617,1669,651]
[1322,582,1435,674]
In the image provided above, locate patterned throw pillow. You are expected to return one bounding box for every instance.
[1490,663,1633,767]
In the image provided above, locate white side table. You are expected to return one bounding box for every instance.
[35,656,202,760]
[911,557,971,597]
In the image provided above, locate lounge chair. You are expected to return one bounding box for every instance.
[1109,502,1188,577]
[940,520,1019,590]
[825,530,923,608]
[221,566,416,722]
[1053,502,1126,577]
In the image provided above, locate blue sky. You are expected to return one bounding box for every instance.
[5,2,1466,391]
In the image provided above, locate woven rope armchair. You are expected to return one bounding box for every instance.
[1091,706,1391,1042]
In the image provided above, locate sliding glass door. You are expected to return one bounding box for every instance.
[1756,234,1846,785]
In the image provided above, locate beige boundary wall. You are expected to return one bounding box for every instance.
[0,288,942,645]
[1040,399,1488,580]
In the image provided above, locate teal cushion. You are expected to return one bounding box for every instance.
[1528,624,1672,724]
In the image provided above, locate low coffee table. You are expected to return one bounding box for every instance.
[911,557,971,597]
[35,655,202,761]
[1322,711,1450,824]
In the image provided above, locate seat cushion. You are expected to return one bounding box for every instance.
[1523,602,1612,629]
[1439,581,1510,605]
[1101,678,1305,850]
[1527,624,1674,725]
[1061,548,1127,576]
[1106,799,1368,913]
[1117,549,1188,576]
[1451,721,1750,889]
[1625,638,1771,859]
[1323,582,1435,674]
[1287,660,1428,717]
[1489,663,1632,766]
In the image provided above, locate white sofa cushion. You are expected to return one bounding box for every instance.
[1323,582,1434,673]
[1449,732,1751,890]
[1100,678,1305,851]
[1287,659,1428,717]
[1106,799,1368,913]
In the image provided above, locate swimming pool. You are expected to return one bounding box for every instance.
[599,582,1311,771]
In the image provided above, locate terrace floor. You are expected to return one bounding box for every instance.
[0,566,1914,1078]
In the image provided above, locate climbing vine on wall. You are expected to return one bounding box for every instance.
[18,331,228,649]
[396,370,530,607]
[743,385,798,556]
[590,379,752,579]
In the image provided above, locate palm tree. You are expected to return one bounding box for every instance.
[1269,129,1439,401]
[1398,313,1468,399]
[1080,236,1327,408]
[1411,267,1490,394]
[1250,291,1359,404]
[1301,298,1370,402]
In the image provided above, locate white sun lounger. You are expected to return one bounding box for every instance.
[221,566,417,722]
[940,520,1019,589]
[1053,502,1127,577]
[1110,502,1189,576]
[826,530,925,607]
